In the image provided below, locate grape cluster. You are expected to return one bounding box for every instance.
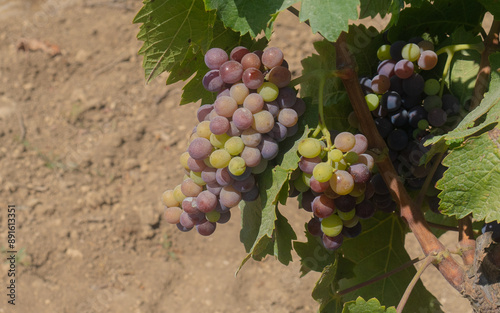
[161,46,306,236]
[289,132,392,250]
[359,37,461,192]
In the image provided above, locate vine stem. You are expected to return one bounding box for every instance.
[396,255,435,313]
[336,256,424,296]
[458,215,476,266]
[335,32,465,291]
[470,20,500,110]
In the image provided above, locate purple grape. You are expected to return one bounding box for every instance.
[204,48,228,70]
[202,70,224,92]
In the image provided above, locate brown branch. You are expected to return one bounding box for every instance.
[470,20,500,111]
[397,255,435,313]
[335,32,465,291]
[458,215,476,266]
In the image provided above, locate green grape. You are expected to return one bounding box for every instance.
[210,133,230,149]
[424,78,440,96]
[228,156,246,176]
[293,176,309,192]
[343,216,359,228]
[329,149,344,162]
[162,190,179,207]
[377,44,391,61]
[173,184,186,203]
[418,119,429,130]
[205,211,221,223]
[224,136,245,156]
[302,172,312,188]
[210,149,232,168]
[337,209,356,221]
[313,162,334,183]
[257,82,279,102]
[190,171,206,186]
[401,43,420,62]
[321,214,343,237]
[330,170,354,195]
[196,120,212,139]
[423,95,442,111]
[298,138,322,158]
[365,93,380,111]
[334,132,356,152]
[179,151,190,171]
[344,151,358,164]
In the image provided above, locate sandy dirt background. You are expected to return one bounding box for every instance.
[0,1,474,312]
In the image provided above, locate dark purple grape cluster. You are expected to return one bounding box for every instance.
[359,37,461,194]
[161,46,306,236]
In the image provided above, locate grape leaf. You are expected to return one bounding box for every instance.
[387,0,485,43]
[134,0,214,82]
[436,126,500,222]
[312,258,342,311]
[299,0,359,42]
[478,0,500,18]
[134,0,266,104]
[337,213,442,312]
[425,52,500,146]
[294,225,337,275]
[442,27,483,106]
[238,127,310,271]
[300,40,352,132]
[359,0,392,19]
[342,297,397,313]
[343,24,385,77]
[204,0,296,38]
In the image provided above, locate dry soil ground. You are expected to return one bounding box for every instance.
[0,1,473,312]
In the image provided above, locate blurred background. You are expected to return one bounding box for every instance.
[0,1,472,312]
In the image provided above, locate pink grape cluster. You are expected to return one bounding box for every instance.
[289,132,384,250]
[161,46,306,236]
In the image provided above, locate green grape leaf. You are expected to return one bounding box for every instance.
[238,126,311,271]
[312,257,342,311]
[300,40,352,132]
[425,52,500,146]
[299,0,359,42]
[134,0,214,82]
[294,224,337,275]
[204,0,296,38]
[387,0,485,42]
[478,0,500,18]
[440,27,483,106]
[274,209,297,265]
[337,213,442,312]
[343,24,385,77]
[342,297,397,313]
[134,0,267,104]
[436,127,500,222]
[359,0,392,19]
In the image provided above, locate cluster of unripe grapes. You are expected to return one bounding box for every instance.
[289,132,395,250]
[161,46,305,236]
[358,37,461,201]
